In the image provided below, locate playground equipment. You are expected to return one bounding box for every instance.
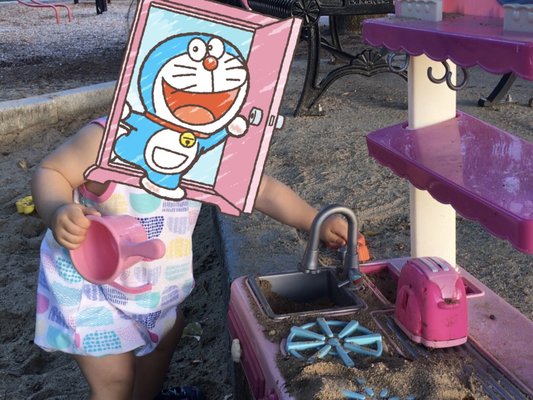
[17,0,73,24]
[363,0,533,393]
[227,1,533,398]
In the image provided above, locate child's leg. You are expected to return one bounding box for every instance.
[73,352,136,400]
[133,308,186,400]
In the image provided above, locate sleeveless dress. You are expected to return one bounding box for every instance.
[34,120,202,357]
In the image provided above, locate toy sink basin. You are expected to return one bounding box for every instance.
[247,270,364,319]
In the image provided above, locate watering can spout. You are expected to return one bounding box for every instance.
[299,204,360,284]
[123,238,166,261]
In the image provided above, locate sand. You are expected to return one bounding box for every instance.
[0,1,532,399]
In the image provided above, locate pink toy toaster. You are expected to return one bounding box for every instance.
[394,257,468,348]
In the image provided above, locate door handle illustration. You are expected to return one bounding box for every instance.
[249,108,263,126]
[268,114,284,129]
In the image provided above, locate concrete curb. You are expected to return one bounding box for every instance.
[0,81,116,139]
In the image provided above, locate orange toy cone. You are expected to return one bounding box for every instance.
[357,233,371,263]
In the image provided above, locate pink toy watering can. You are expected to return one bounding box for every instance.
[70,215,166,293]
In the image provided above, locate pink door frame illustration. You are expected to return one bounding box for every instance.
[85,0,302,215]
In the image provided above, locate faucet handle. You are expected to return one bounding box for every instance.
[337,234,371,265]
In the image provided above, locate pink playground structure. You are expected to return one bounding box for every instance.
[17,0,73,24]
[228,0,533,398]
[443,0,504,17]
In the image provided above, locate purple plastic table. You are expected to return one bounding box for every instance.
[364,14,533,80]
[363,12,533,256]
[367,111,533,254]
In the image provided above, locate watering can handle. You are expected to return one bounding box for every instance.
[122,238,166,261]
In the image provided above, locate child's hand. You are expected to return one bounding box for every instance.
[319,215,371,261]
[51,204,100,250]
[319,215,348,249]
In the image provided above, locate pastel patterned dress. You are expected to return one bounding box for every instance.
[34,180,202,357]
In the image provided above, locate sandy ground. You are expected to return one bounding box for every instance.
[0,1,532,399]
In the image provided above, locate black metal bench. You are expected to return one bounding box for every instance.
[244,0,406,116]
[478,73,533,108]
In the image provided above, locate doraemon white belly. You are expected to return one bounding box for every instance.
[145,129,199,174]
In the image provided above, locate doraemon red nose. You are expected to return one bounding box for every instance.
[203,56,218,71]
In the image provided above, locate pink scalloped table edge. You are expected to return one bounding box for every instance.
[363,14,533,80]
[366,112,533,254]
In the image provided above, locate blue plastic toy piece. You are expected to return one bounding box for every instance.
[341,390,366,400]
[285,318,383,367]
[341,379,417,400]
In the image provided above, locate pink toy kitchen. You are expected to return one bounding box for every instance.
[227,0,533,399]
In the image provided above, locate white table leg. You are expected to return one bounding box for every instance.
[408,54,457,264]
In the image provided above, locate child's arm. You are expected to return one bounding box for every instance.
[254,175,348,249]
[31,122,103,249]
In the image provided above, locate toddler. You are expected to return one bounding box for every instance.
[31,118,352,400]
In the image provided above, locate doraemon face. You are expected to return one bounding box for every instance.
[145,129,199,174]
[141,34,249,135]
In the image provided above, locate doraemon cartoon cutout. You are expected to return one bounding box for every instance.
[85,0,302,215]
[114,33,249,200]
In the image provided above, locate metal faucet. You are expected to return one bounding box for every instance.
[299,204,360,285]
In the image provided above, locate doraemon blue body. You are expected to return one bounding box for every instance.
[114,33,249,199]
